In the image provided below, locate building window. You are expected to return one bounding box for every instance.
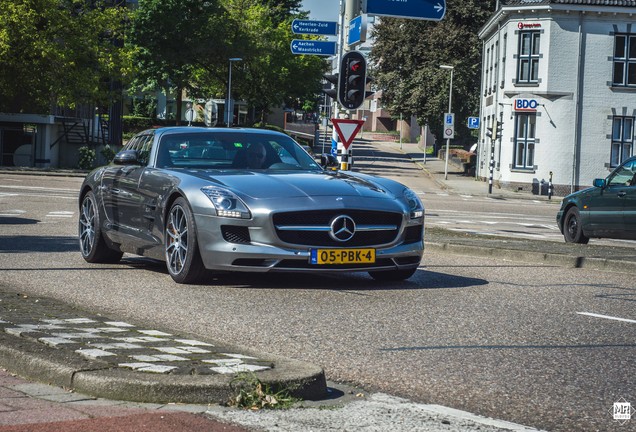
[514,113,536,169]
[613,34,636,86]
[611,116,634,167]
[517,31,540,84]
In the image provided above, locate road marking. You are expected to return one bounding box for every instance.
[0,184,77,192]
[577,312,636,324]
[46,211,74,218]
[0,210,26,216]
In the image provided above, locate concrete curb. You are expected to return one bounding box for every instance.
[426,241,636,274]
[0,326,327,405]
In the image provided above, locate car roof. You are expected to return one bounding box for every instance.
[146,127,288,139]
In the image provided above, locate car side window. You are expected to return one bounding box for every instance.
[608,160,636,187]
[137,134,154,165]
[123,136,140,152]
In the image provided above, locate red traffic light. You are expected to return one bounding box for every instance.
[338,51,367,110]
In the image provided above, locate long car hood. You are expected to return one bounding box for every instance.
[186,170,394,200]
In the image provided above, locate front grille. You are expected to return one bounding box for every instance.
[273,210,403,247]
[222,226,251,244]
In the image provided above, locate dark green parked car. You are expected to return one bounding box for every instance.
[557,156,636,243]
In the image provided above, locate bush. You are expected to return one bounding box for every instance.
[100,145,116,164]
[78,146,96,170]
[123,116,154,133]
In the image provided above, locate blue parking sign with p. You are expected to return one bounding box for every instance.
[468,117,480,129]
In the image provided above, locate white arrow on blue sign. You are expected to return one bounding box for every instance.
[292,19,338,36]
[364,0,446,21]
[467,117,480,129]
[290,40,337,56]
[348,15,367,46]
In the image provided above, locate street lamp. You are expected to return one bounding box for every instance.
[439,64,454,180]
[226,58,242,127]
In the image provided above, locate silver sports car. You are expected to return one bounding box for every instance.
[78,127,424,283]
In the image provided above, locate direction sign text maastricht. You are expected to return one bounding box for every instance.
[290,40,337,56]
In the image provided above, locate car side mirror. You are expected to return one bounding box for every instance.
[113,150,141,166]
[592,178,605,188]
[320,153,339,170]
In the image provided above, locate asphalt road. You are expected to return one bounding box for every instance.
[0,168,634,431]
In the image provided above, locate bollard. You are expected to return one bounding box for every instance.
[548,171,553,200]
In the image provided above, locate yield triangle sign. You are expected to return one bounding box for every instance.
[331,119,365,149]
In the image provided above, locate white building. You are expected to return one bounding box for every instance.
[478,0,636,196]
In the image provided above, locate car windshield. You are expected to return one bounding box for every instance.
[155,131,321,171]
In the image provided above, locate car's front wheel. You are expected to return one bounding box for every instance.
[563,206,589,244]
[78,191,123,263]
[165,197,205,284]
[369,267,418,282]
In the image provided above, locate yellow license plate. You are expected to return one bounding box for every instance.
[310,248,376,265]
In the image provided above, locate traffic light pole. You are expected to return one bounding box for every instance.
[488,110,503,194]
[488,117,496,195]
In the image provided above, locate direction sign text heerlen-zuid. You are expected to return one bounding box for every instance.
[292,19,338,36]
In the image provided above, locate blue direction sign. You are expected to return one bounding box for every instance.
[292,19,338,36]
[290,40,337,56]
[364,0,446,21]
[348,15,367,46]
[467,117,480,129]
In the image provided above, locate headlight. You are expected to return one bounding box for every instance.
[201,187,251,219]
[404,188,423,219]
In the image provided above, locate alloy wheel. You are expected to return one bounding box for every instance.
[166,205,189,275]
[79,196,96,256]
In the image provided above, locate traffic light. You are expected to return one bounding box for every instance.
[322,73,339,100]
[496,121,503,139]
[338,51,367,110]
[486,119,498,140]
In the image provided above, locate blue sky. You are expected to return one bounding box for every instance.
[302,0,340,22]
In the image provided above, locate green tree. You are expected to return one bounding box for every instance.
[128,0,231,122]
[0,0,133,113]
[370,0,496,144]
[219,0,325,123]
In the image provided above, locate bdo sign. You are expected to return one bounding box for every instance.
[514,98,539,112]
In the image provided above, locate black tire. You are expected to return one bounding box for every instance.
[165,197,205,284]
[369,267,418,282]
[563,207,589,244]
[78,191,123,263]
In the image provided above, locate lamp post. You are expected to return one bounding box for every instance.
[226,58,242,127]
[439,64,454,180]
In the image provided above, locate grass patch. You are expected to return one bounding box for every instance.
[227,372,300,410]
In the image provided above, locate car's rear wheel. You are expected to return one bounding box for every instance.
[78,191,123,263]
[369,267,418,281]
[165,197,205,284]
[563,206,589,244]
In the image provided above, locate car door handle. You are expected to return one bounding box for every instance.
[111,188,122,195]
[617,191,627,198]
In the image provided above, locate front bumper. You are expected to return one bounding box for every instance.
[194,213,424,273]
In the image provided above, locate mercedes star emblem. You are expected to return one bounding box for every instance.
[329,215,356,242]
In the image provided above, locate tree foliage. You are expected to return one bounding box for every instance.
[370,0,496,144]
[129,0,324,123]
[0,0,133,113]
[0,0,329,121]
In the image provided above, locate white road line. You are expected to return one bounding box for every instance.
[577,312,636,324]
[46,211,74,218]
[0,184,77,192]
